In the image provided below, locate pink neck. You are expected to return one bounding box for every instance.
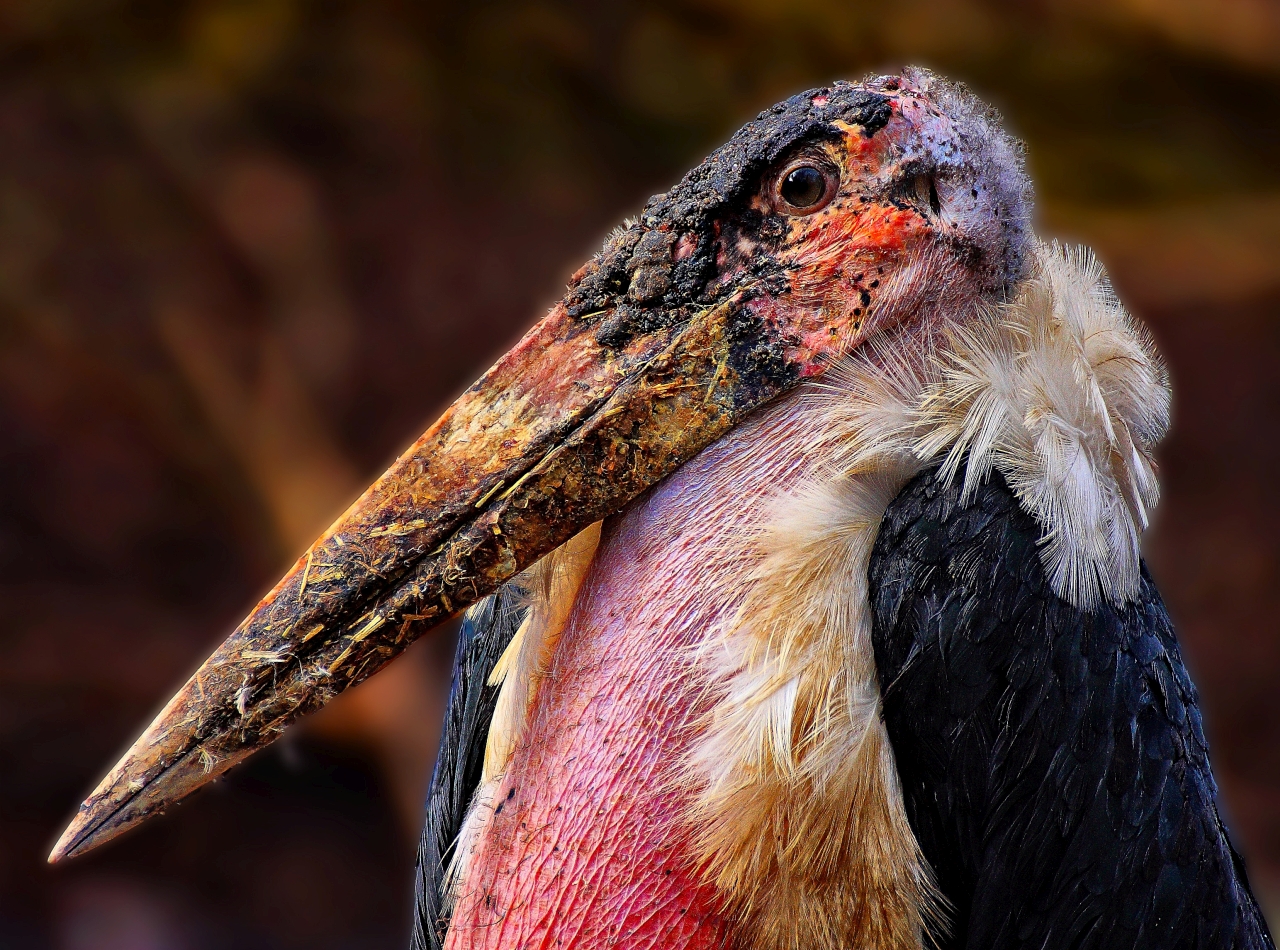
[444,394,823,949]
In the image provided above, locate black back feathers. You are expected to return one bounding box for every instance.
[870,466,1274,950]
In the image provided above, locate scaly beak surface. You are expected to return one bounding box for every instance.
[49,275,810,862]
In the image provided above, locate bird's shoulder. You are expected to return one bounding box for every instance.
[868,465,1274,950]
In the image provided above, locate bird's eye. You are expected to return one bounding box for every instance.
[775,163,835,214]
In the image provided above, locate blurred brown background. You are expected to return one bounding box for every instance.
[1,0,1278,946]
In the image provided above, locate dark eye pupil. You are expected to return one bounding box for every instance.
[781,166,827,209]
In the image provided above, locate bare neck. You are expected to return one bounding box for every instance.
[444,390,825,949]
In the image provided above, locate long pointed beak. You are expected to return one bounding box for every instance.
[50,76,943,862]
[49,275,809,861]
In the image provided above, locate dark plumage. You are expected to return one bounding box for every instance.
[412,588,527,950]
[870,465,1274,949]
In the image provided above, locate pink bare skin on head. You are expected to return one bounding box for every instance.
[443,393,830,949]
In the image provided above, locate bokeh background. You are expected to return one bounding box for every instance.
[2,0,1278,946]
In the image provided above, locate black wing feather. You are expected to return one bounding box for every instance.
[869,465,1274,950]
[410,586,528,950]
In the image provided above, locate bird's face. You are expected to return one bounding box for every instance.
[708,76,1027,365]
[52,71,1029,861]
[570,71,1027,382]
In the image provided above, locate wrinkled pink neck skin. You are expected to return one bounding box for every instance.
[443,389,830,949]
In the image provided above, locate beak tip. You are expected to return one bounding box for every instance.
[50,722,260,864]
[47,779,153,864]
[48,747,169,866]
[46,758,146,865]
[48,810,94,864]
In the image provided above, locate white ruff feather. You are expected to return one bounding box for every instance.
[684,239,1169,948]
[922,242,1170,608]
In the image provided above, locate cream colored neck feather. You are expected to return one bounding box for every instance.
[453,240,1170,948]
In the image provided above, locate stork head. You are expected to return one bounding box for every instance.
[51,69,1029,862]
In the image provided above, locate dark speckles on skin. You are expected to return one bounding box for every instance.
[594,304,687,348]
[723,308,798,407]
[755,216,787,244]
[631,229,675,266]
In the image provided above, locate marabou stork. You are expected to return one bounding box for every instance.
[51,70,1274,950]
